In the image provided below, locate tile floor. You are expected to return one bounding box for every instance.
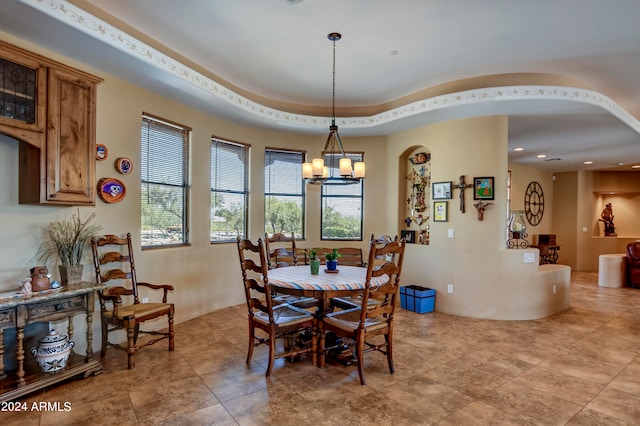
[4,272,640,425]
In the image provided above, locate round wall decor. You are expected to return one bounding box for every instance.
[96,144,108,160]
[524,181,544,226]
[115,157,133,174]
[97,177,126,203]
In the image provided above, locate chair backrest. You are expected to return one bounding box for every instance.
[91,233,140,303]
[335,247,364,267]
[360,236,406,321]
[627,242,640,262]
[265,232,297,269]
[237,237,275,316]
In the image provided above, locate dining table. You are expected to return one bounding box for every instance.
[267,265,389,367]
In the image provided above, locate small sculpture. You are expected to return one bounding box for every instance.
[599,203,617,236]
[19,277,32,294]
[474,200,493,221]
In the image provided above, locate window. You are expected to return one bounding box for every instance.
[211,137,249,242]
[140,113,190,248]
[264,149,304,238]
[321,152,364,240]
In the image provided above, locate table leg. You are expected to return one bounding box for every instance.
[16,326,25,387]
[86,310,94,361]
[0,329,5,379]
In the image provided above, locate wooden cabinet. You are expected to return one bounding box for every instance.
[0,282,104,401]
[0,40,102,205]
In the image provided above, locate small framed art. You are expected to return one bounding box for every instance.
[474,176,494,200]
[432,181,452,200]
[401,230,416,243]
[434,201,448,222]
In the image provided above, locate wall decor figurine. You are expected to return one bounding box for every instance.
[115,157,133,174]
[97,177,126,203]
[474,200,493,221]
[409,152,430,165]
[96,144,108,160]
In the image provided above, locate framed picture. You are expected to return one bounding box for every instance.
[401,230,416,243]
[433,201,448,222]
[474,176,494,200]
[432,181,452,200]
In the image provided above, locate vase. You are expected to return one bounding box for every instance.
[310,259,320,275]
[326,260,338,271]
[59,264,83,286]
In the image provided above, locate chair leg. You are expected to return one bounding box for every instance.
[385,333,394,374]
[100,317,108,358]
[265,326,276,377]
[317,322,325,368]
[356,330,366,385]
[168,306,175,351]
[246,322,255,366]
[125,319,136,369]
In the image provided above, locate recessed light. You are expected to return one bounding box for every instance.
[537,154,546,159]
[514,147,524,151]
[632,165,640,169]
[583,161,593,164]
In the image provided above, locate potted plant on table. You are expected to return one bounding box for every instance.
[37,210,101,286]
[306,248,321,275]
[325,248,341,272]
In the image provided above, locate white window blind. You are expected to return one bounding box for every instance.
[211,138,248,242]
[264,149,304,238]
[140,113,190,247]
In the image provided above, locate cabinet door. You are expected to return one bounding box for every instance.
[46,67,97,205]
[0,42,47,147]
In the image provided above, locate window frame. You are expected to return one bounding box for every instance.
[140,112,191,249]
[320,151,364,241]
[264,147,306,240]
[210,136,250,243]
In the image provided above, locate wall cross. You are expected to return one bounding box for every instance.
[455,175,473,213]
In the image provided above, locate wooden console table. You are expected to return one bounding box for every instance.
[0,282,104,401]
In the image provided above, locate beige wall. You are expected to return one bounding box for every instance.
[0,33,392,351]
[384,116,566,319]
[553,170,640,272]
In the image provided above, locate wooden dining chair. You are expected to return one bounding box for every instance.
[91,233,175,369]
[236,237,316,376]
[319,235,406,385]
[265,233,317,308]
[265,232,297,269]
[330,235,396,311]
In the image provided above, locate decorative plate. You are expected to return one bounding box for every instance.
[97,177,126,203]
[115,157,133,174]
[96,144,108,161]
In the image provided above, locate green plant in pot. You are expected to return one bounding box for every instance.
[306,248,321,275]
[37,210,101,286]
[325,248,341,271]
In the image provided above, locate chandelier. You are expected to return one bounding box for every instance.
[302,32,365,185]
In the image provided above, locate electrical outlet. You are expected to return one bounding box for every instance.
[142,297,149,303]
[552,285,557,294]
[448,229,455,238]
[582,226,588,232]
[523,252,536,263]
[447,284,453,294]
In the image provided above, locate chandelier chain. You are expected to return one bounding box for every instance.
[332,36,336,124]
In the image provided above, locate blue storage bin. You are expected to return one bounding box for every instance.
[400,285,436,313]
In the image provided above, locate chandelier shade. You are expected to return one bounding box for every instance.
[302,32,365,185]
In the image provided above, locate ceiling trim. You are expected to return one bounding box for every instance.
[21,0,640,137]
